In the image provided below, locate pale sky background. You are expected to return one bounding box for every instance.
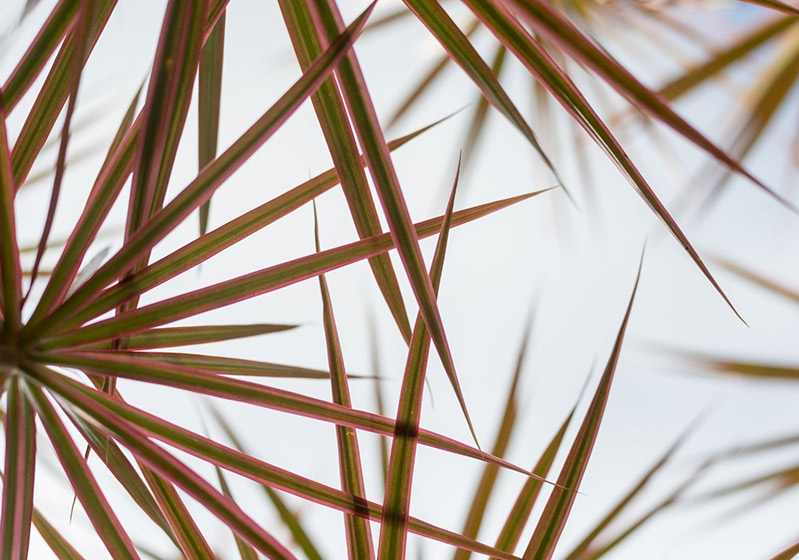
[2,0,799,558]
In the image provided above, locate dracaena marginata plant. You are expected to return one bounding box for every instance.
[0,0,797,559]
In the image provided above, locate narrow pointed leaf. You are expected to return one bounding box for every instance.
[387,19,480,128]
[198,11,226,236]
[366,314,390,485]
[579,461,711,560]
[22,3,375,340]
[0,99,22,333]
[281,0,413,343]
[492,410,575,558]
[314,205,375,560]
[65,413,179,545]
[211,408,325,560]
[26,0,96,300]
[461,44,507,165]
[35,350,538,478]
[37,115,458,337]
[60,390,300,559]
[454,312,532,560]
[111,323,298,350]
[0,377,37,560]
[403,0,559,182]
[523,255,643,560]
[11,0,118,188]
[127,0,206,245]
[563,419,702,560]
[2,0,78,111]
[378,160,460,560]
[508,0,795,211]
[715,256,799,305]
[32,508,87,560]
[213,467,258,560]
[461,0,743,322]
[23,106,141,331]
[658,17,796,102]
[138,467,218,560]
[699,39,799,209]
[310,0,480,445]
[683,354,799,381]
[768,541,799,560]
[738,0,799,16]
[40,189,551,347]
[28,367,526,560]
[25,381,141,560]
[129,351,331,379]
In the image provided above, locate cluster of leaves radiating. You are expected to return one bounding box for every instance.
[0,0,797,559]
